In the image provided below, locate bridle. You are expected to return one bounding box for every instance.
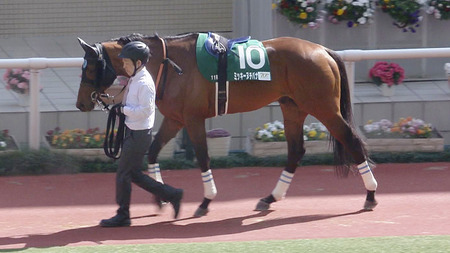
[81,43,118,111]
[81,36,183,109]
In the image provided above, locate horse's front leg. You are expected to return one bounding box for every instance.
[184,118,216,217]
[256,101,307,211]
[147,116,183,183]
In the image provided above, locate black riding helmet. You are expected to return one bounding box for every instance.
[118,41,151,76]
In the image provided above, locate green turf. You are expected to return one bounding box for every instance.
[4,235,449,253]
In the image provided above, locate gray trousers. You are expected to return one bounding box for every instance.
[116,126,177,217]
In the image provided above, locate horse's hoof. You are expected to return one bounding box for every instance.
[194,207,209,217]
[363,200,378,210]
[255,199,270,211]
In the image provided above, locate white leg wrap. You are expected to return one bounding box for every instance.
[271,171,294,201]
[148,163,164,183]
[358,161,377,191]
[202,170,217,200]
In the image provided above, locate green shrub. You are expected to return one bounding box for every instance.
[0,147,449,176]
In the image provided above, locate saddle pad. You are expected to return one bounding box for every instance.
[196,33,271,82]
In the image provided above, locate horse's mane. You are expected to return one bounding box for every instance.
[112,32,197,45]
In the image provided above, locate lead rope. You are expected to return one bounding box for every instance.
[103,103,126,159]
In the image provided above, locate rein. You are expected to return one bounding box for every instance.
[154,36,183,100]
[103,104,126,159]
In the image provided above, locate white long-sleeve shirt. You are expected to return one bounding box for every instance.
[123,67,155,130]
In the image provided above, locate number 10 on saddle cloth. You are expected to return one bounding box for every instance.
[196,33,271,82]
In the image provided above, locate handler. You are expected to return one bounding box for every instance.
[100,41,183,227]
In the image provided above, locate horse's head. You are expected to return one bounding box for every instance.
[76,38,118,111]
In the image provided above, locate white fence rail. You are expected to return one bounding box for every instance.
[0,58,83,149]
[1,47,450,149]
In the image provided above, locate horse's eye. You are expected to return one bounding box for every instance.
[82,60,88,69]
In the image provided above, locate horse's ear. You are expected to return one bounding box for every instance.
[77,37,97,55]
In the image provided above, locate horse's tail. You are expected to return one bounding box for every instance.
[326,49,369,177]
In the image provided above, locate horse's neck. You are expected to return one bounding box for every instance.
[103,42,128,77]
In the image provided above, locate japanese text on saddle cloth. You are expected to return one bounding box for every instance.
[196,32,271,116]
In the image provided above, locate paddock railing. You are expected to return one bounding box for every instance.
[1,47,450,149]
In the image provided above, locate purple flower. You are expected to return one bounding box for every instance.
[206,128,230,138]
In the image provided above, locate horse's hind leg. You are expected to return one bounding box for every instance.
[320,115,378,210]
[256,97,308,211]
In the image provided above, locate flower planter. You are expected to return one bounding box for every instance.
[44,134,176,160]
[207,136,231,157]
[381,83,395,97]
[245,137,330,157]
[362,131,444,152]
[43,136,109,161]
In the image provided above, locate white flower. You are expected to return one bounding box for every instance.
[358,17,367,24]
[0,141,6,148]
[273,120,284,129]
[363,124,379,133]
[257,129,273,139]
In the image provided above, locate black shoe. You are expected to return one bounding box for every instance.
[99,214,131,227]
[170,189,183,219]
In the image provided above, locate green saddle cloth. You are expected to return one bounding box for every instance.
[196,33,271,82]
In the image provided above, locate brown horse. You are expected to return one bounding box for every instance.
[76,33,378,217]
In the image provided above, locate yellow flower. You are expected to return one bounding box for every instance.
[299,12,307,20]
[84,137,90,143]
[308,130,317,138]
[272,3,277,9]
[383,0,390,3]
[337,9,344,16]
[319,132,327,139]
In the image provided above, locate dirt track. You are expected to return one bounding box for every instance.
[1,162,449,249]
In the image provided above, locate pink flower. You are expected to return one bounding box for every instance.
[17,82,28,89]
[22,71,31,80]
[9,78,19,85]
[2,68,35,94]
[369,61,405,86]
